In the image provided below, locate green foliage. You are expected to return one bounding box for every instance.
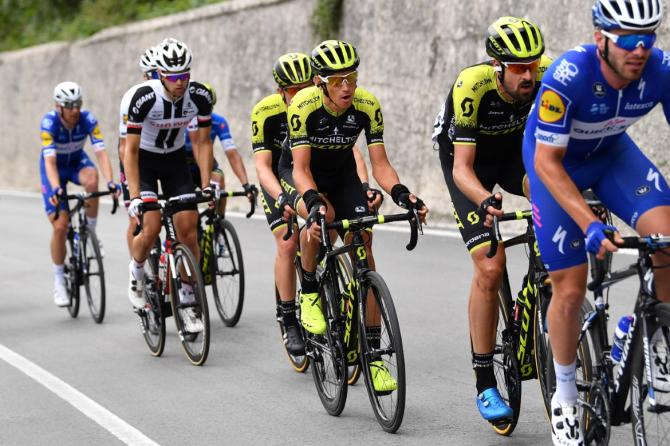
[311,0,343,42]
[0,0,226,52]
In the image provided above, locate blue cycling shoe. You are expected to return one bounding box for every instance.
[476,387,513,422]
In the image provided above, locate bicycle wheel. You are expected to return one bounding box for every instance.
[308,268,348,416]
[211,219,245,327]
[275,282,309,373]
[81,230,105,323]
[630,307,670,446]
[358,270,405,433]
[139,247,166,357]
[170,244,210,366]
[534,284,553,418]
[492,275,522,436]
[65,230,80,318]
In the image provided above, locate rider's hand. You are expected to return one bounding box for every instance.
[49,186,64,207]
[243,183,258,203]
[479,193,503,228]
[306,203,326,242]
[276,193,296,221]
[208,180,221,200]
[362,182,383,212]
[201,185,216,204]
[585,221,621,260]
[127,197,143,223]
[107,181,121,199]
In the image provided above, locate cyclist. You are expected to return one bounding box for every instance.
[288,40,427,392]
[185,83,257,214]
[118,46,160,255]
[432,17,550,426]
[124,38,215,333]
[40,81,118,307]
[522,1,670,444]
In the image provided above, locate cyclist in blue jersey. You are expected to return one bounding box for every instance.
[522,1,670,443]
[185,84,256,213]
[41,81,119,307]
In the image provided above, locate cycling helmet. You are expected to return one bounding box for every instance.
[138,46,157,73]
[273,52,312,87]
[203,83,217,106]
[486,16,545,62]
[53,81,82,105]
[311,40,360,76]
[154,39,192,72]
[593,0,663,31]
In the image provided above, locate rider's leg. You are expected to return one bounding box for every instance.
[78,166,100,226]
[635,206,670,302]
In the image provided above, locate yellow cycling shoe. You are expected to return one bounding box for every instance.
[370,360,397,394]
[300,291,326,335]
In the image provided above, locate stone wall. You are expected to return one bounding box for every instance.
[2,0,669,222]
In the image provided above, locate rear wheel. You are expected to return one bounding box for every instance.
[170,244,210,366]
[139,246,166,357]
[211,219,245,326]
[65,229,80,318]
[82,230,105,323]
[359,271,405,433]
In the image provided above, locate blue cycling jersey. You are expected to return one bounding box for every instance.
[40,109,105,160]
[184,112,235,153]
[523,44,670,271]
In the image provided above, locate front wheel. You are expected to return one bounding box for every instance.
[358,271,405,433]
[211,219,245,327]
[81,230,105,323]
[170,244,210,366]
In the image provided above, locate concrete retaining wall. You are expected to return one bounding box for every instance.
[3,0,669,222]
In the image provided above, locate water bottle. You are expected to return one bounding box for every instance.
[158,253,167,285]
[611,315,633,363]
[73,231,80,258]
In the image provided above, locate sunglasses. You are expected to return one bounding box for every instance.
[282,82,312,95]
[61,100,83,109]
[320,71,358,87]
[600,29,656,51]
[502,59,540,74]
[161,71,191,82]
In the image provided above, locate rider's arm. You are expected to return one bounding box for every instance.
[534,142,598,232]
[93,149,115,185]
[452,143,493,205]
[44,155,60,190]
[292,146,318,195]
[195,126,213,189]
[352,144,369,184]
[124,133,141,198]
[254,151,282,199]
[87,116,114,184]
[368,144,401,192]
[225,149,250,186]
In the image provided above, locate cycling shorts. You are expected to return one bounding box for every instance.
[139,147,197,211]
[40,151,96,215]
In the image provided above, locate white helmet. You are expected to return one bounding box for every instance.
[53,81,82,105]
[138,47,157,72]
[593,0,663,31]
[154,39,192,72]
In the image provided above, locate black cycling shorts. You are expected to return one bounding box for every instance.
[139,147,197,211]
[439,141,526,252]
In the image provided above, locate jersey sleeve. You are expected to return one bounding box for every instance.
[127,86,157,135]
[450,68,484,146]
[40,113,57,157]
[252,95,285,155]
[354,88,384,147]
[288,88,317,150]
[534,51,583,148]
[213,115,235,151]
[84,111,105,152]
[189,82,213,128]
[186,117,198,133]
[660,50,670,125]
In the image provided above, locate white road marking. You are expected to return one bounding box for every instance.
[0,343,159,446]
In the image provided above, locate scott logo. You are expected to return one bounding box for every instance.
[290,114,301,132]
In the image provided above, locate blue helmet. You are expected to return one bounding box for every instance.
[593,0,663,31]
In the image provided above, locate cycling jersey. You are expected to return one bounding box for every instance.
[287,85,383,181]
[523,45,670,271]
[185,112,236,153]
[41,109,105,158]
[432,55,551,164]
[251,93,288,177]
[126,79,213,153]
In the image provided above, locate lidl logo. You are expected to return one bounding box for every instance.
[539,90,565,123]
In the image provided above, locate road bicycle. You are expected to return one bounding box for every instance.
[134,193,212,366]
[58,190,118,323]
[198,189,256,327]
[306,207,422,433]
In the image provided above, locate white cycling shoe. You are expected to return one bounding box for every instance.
[550,394,584,446]
[53,280,70,307]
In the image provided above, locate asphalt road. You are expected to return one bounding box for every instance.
[0,193,641,445]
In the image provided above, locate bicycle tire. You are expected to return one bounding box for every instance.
[358,270,405,433]
[139,246,166,357]
[492,275,522,436]
[211,219,245,327]
[534,285,553,418]
[309,267,348,416]
[66,230,80,318]
[170,244,210,366]
[630,319,670,446]
[275,282,309,373]
[81,230,105,323]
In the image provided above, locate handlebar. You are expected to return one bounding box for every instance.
[132,192,213,236]
[222,190,256,218]
[54,190,119,221]
[486,210,533,258]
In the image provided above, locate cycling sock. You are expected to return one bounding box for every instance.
[553,359,578,405]
[280,300,297,327]
[367,325,382,357]
[53,264,64,281]
[301,270,317,294]
[87,217,97,230]
[130,258,145,279]
[472,351,496,394]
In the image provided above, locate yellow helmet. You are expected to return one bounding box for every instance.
[273,52,312,87]
[486,17,545,62]
[311,40,360,76]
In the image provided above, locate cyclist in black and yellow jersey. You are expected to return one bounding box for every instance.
[288,40,427,393]
[432,17,550,426]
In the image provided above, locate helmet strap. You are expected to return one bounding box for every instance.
[599,38,621,77]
